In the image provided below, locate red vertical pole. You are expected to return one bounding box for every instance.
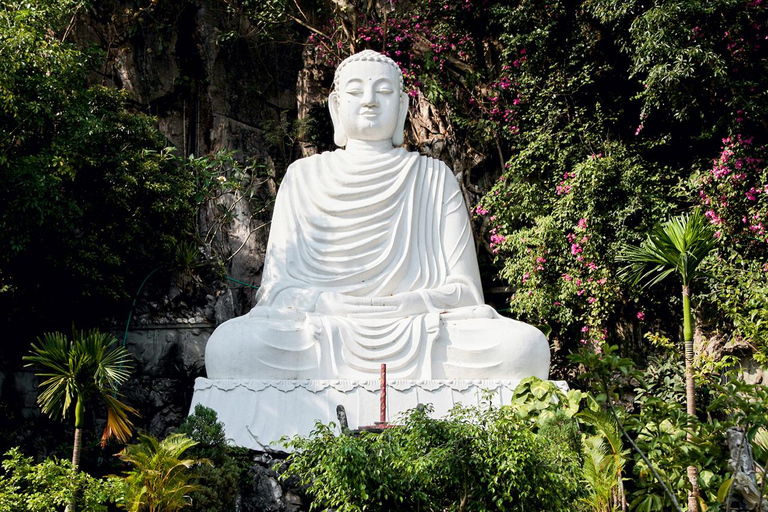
[380,363,387,424]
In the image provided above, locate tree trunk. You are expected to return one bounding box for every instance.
[683,284,700,512]
[67,397,85,512]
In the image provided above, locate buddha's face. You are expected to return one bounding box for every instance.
[332,60,404,143]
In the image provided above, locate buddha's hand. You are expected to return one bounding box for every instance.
[313,291,400,317]
[365,291,430,318]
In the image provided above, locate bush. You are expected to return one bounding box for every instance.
[282,398,585,511]
[0,448,122,512]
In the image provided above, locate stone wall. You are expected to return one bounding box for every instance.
[121,323,212,436]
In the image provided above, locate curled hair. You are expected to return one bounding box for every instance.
[333,49,404,91]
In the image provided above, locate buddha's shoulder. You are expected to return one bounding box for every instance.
[285,148,453,175]
[285,152,325,171]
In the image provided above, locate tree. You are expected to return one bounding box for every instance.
[23,329,137,472]
[118,433,206,512]
[0,0,196,344]
[177,405,247,512]
[617,208,717,511]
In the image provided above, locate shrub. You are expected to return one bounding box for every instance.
[177,405,250,512]
[0,448,122,512]
[282,399,585,511]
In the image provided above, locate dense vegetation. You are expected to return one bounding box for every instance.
[0,0,197,356]
[253,0,768,361]
[1,0,768,510]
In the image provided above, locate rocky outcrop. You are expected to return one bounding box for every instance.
[72,0,304,318]
[240,453,309,512]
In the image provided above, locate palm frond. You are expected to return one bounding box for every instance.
[617,209,717,289]
[101,392,140,446]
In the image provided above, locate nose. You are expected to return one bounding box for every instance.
[361,87,378,107]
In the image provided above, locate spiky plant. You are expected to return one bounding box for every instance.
[118,433,207,512]
[578,408,629,511]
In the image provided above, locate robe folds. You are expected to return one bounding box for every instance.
[248,147,491,380]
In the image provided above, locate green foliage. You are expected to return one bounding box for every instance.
[0,448,122,512]
[282,387,585,511]
[695,134,768,361]
[490,143,677,348]
[183,150,275,259]
[177,405,249,512]
[24,329,137,445]
[568,344,768,511]
[118,433,207,512]
[0,0,196,336]
[704,254,768,363]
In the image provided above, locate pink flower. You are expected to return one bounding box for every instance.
[577,218,588,229]
[588,297,596,304]
[637,311,645,321]
[581,326,589,332]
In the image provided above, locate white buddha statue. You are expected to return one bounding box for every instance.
[205,50,550,382]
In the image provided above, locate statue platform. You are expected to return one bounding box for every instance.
[189,377,568,451]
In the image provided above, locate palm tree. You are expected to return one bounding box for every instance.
[24,329,138,471]
[617,208,717,512]
[118,433,207,512]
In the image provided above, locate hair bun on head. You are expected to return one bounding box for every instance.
[333,50,404,92]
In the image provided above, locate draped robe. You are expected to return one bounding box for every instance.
[248,147,489,380]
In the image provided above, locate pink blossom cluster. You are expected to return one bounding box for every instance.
[489,226,505,254]
[580,327,608,353]
[698,133,768,243]
[556,171,576,196]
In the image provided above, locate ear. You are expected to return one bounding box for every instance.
[392,92,409,146]
[328,92,347,147]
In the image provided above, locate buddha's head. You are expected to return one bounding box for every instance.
[329,50,409,148]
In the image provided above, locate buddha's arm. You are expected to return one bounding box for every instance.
[374,168,483,314]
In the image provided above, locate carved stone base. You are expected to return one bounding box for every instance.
[190,378,568,450]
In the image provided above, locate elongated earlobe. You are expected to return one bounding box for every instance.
[328,92,348,147]
[392,92,409,146]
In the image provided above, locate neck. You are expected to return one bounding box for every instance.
[344,139,394,153]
